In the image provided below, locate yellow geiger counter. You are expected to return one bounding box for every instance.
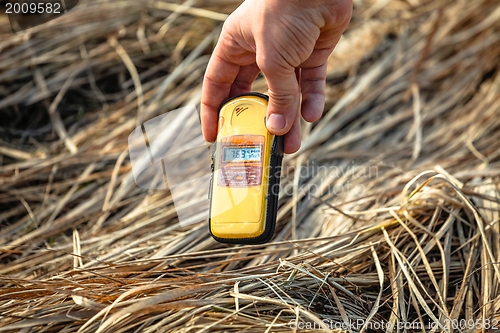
[208,93,284,244]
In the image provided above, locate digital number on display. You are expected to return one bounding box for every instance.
[223,147,261,163]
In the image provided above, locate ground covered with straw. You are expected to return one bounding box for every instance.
[1,0,500,331]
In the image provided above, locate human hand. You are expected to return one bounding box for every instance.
[200,0,352,153]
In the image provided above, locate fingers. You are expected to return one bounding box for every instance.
[283,110,302,154]
[202,58,261,142]
[201,45,240,142]
[201,18,256,142]
[300,63,327,122]
[299,47,334,68]
[257,53,300,136]
[229,63,261,96]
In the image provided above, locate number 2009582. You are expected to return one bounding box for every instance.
[6,2,61,14]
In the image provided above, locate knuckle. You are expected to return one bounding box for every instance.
[269,90,294,104]
[256,49,292,74]
[268,90,298,113]
[256,54,279,73]
[303,73,326,83]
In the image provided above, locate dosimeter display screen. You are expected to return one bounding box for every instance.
[223,146,261,163]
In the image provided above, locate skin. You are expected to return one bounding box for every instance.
[200,0,353,153]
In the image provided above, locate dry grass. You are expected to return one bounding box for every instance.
[1,0,500,331]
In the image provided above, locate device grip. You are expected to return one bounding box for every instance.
[209,134,284,244]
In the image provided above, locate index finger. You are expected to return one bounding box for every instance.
[200,41,240,142]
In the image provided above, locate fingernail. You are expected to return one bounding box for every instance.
[266,114,285,131]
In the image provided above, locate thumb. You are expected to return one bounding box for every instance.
[257,53,300,136]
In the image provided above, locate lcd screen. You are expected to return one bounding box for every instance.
[223,146,261,163]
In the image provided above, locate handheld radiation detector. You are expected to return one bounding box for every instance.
[208,93,284,244]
